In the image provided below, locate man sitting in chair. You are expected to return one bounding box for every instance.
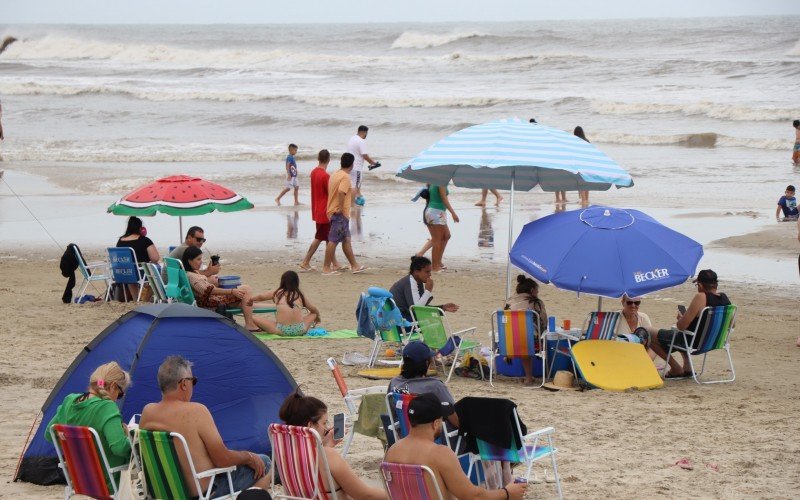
[140,355,270,497]
[384,392,526,500]
[169,226,220,277]
[644,269,731,378]
[389,256,459,322]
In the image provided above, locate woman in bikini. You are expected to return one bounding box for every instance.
[262,270,321,336]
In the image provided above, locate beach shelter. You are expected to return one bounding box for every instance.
[107,174,254,241]
[15,303,296,486]
[396,118,633,295]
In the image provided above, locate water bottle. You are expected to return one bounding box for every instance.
[548,316,556,332]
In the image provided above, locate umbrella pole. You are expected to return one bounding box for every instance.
[505,172,516,300]
[178,216,183,243]
[597,296,603,312]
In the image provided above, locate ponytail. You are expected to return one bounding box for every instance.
[88,361,130,400]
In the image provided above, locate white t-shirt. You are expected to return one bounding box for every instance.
[346,134,368,172]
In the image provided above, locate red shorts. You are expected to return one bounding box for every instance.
[315,222,331,242]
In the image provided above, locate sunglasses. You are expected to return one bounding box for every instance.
[625,300,641,306]
[195,237,207,243]
[117,385,125,398]
[180,376,199,386]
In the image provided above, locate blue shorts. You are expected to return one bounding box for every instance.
[329,213,350,243]
[212,454,271,496]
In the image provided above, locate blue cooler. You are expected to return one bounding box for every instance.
[217,275,241,289]
[494,338,574,379]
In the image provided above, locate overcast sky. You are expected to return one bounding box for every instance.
[2,0,799,24]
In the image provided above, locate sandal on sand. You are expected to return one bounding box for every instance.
[321,270,340,276]
[298,264,316,272]
[351,265,368,274]
[674,458,694,470]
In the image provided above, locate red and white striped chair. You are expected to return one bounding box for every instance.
[268,423,338,500]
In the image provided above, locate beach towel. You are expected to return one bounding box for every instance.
[353,392,385,439]
[355,295,375,339]
[255,329,359,341]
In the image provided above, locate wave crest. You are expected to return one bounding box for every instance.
[391,31,487,49]
[590,100,798,122]
[786,38,800,57]
[595,132,784,150]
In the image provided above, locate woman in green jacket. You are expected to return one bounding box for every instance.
[45,361,132,485]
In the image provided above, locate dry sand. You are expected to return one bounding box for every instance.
[1,247,799,499]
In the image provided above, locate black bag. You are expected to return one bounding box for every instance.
[59,243,82,303]
[419,188,430,200]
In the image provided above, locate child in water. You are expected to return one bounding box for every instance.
[793,120,800,165]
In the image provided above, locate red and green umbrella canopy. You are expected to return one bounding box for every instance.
[107,175,254,216]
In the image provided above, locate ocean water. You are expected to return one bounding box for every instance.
[0,18,798,283]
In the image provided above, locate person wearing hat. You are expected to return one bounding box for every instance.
[645,269,731,377]
[384,393,527,500]
[388,341,459,427]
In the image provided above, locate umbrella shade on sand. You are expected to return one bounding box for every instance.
[107,175,254,241]
[396,118,634,295]
[509,206,703,304]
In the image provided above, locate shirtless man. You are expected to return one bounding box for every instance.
[139,356,270,497]
[385,392,526,500]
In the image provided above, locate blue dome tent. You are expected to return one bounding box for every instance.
[15,303,297,485]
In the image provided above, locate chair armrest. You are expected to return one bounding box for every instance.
[556,331,580,342]
[523,426,556,440]
[348,385,389,397]
[452,327,478,338]
[196,466,236,479]
[109,464,129,474]
[85,261,108,269]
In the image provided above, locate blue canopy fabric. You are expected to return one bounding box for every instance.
[16,303,297,486]
[396,118,633,192]
[509,206,703,298]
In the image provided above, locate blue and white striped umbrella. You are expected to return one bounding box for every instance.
[396,118,633,192]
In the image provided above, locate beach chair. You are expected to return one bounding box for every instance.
[380,462,444,500]
[107,247,147,302]
[457,398,562,499]
[549,311,621,379]
[489,309,546,388]
[326,357,387,456]
[410,305,480,383]
[137,429,238,500]
[50,424,126,500]
[360,288,416,368]
[142,263,167,303]
[268,423,338,500]
[661,304,737,384]
[163,257,275,319]
[72,245,112,302]
[384,392,460,451]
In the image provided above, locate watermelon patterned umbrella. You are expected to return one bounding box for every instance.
[107,175,254,240]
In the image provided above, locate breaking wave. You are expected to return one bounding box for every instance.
[391,31,488,49]
[589,100,798,122]
[595,132,784,150]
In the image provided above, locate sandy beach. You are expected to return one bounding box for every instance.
[1,246,799,499]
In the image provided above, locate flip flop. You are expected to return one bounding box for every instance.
[675,458,694,470]
[351,265,368,274]
[321,271,340,276]
[298,264,316,272]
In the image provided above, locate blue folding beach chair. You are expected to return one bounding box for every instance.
[549,311,620,379]
[107,247,146,302]
[359,287,416,367]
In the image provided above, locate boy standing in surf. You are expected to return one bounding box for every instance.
[793,120,800,165]
[275,143,300,206]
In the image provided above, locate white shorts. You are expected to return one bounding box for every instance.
[349,170,362,189]
[285,176,299,189]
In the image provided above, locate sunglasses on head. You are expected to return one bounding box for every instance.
[180,376,198,386]
[626,300,641,306]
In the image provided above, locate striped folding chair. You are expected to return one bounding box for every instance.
[137,429,238,500]
[662,304,737,384]
[325,357,387,457]
[50,424,125,500]
[489,310,545,387]
[549,311,621,379]
[268,423,338,500]
[380,462,443,500]
[411,305,479,383]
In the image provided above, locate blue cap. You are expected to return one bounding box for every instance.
[402,341,435,362]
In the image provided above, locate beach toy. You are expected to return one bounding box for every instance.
[571,340,663,391]
[355,195,365,206]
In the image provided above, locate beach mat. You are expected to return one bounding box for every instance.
[357,366,438,380]
[572,340,663,391]
[255,329,359,341]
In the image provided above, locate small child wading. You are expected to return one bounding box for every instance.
[275,143,300,206]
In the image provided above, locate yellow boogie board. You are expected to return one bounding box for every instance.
[572,340,663,391]
[357,367,438,380]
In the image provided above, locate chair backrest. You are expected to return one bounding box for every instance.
[385,392,415,440]
[410,306,448,351]
[164,257,196,305]
[107,247,142,284]
[380,462,443,500]
[137,429,193,500]
[72,245,93,280]
[50,424,115,499]
[492,310,540,357]
[144,263,168,302]
[268,423,337,500]
[692,305,737,354]
[583,311,620,340]
[327,357,349,398]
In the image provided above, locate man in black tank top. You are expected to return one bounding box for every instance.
[645,269,731,377]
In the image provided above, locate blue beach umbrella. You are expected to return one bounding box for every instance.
[509,206,703,300]
[396,118,634,294]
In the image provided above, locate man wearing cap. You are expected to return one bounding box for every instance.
[385,392,527,500]
[388,341,459,428]
[646,269,731,377]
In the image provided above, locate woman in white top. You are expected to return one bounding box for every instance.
[617,295,657,360]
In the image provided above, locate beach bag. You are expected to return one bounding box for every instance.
[117,429,144,499]
[419,187,430,200]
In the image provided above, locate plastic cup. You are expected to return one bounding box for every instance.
[563,319,571,330]
[548,316,556,332]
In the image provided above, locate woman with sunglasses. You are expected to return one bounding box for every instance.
[45,361,132,490]
[618,295,657,360]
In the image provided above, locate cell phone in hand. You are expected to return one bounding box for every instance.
[677,305,687,315]
[211,255,220,265]
[333,412,345,440]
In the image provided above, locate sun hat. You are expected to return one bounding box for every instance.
[402,341,436,363]
[692,269,718,285]
[407,392,454,425]
[542,370,580,391]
